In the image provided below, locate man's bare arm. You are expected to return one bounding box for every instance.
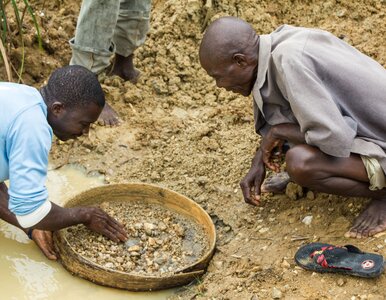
[0,182,127,243]
[270,123,306,145]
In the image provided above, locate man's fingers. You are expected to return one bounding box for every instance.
[101,224,121,243]
[96,216,127,242]
[32,231,57,260]
[44,231,55,249]
[106,221,128,242]
[240,180,253,204]
[102,212,128,239]
[249,194,260,206]
[107,220,128,240]
[41,246,58,260]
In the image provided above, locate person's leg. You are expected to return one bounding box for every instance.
[285,144,386,238]
[70,0,120,73]
[69,0,121,126]
[109,0,151,83]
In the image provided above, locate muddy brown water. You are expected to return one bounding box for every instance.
[0,165,174,299]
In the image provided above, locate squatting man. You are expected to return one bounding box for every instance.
[199,17,386,239]
[0,66,127,259]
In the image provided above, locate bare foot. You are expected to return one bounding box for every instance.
[261,171,290,193]
[108,53,141,84]
[345,199,386,238]
[98,102,120,126]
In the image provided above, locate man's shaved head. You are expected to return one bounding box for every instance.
[199,16,258,64]
[199,17,260,96]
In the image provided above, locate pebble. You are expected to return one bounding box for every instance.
[143,222,157,235]
[158,222,167,231]
[272,287,282,299]
[306,191,315,200]
[302,215,313,226]
[128,245,141,252]
[104,262,115,269]
[337,278,346,286]
[213,260,223,269]
[173,224,185,237]
[148,237,157,247]
[224,226,232,232]
[258,227,269,234]
[281,260,291,269]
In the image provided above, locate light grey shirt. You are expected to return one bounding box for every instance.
[252,25,386,172]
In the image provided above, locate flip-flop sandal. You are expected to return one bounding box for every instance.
[295,242,384,278]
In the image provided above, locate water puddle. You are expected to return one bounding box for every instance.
[0,164,174,300]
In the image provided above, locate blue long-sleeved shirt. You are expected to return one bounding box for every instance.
[0,82,52,216]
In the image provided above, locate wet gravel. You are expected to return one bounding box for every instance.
[65,200,210,276]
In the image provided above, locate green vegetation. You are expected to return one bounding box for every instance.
[0,0,42,82]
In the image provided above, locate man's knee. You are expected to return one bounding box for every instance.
[285,145,319,186]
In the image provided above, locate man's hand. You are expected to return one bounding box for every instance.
[31,230,57,260]
[260,127,285,172]
[240,149,266,206]
[82,207,128,243]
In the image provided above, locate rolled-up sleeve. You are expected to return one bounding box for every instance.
[274,51,357,157]
[6,104,53,226]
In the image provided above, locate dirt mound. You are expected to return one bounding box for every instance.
[6,0,386,298]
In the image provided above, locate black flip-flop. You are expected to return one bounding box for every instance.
[295,242,384,278]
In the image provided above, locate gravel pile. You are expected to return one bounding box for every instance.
[65,200,210,276]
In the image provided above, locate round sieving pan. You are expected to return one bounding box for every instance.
[53,183,216,291]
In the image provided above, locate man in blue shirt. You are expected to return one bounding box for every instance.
[0,65,127,259]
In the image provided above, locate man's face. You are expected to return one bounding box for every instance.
[200,55,257,97]
[48,102,102,141]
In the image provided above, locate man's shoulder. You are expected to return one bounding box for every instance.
[0,83,47,136]
[0,82,39,95]
[270,26,335,67]
[0,83,43,113]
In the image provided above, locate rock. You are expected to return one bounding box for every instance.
[302,215,313,226]
[224,226,232,233]
[258,227,269,234]
[306,190,315,200]
[148,237,157,247]
[337,278,346,286]
[134,223,143,230]
[272,287,282,299]
[197,176,209,185]
[286,182,304,200]
[143,222,157,235]
[158,221,167,231]
[127,245,141,252]
[104,262,115,269]
[213,260,223,269]
[124,239,140,249]
[281,260,291,269]
[173,224,185,237]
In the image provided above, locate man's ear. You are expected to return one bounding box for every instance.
[233,53,248,67]
[50,101,65,117]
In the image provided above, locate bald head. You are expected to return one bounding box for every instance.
[199,17,260,97]
[199,16,259,64]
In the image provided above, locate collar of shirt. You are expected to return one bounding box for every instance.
[252,34,272,116]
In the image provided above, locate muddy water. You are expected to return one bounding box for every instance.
[0,165,174,300]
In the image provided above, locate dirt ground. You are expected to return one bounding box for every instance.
[4,0,386,299]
